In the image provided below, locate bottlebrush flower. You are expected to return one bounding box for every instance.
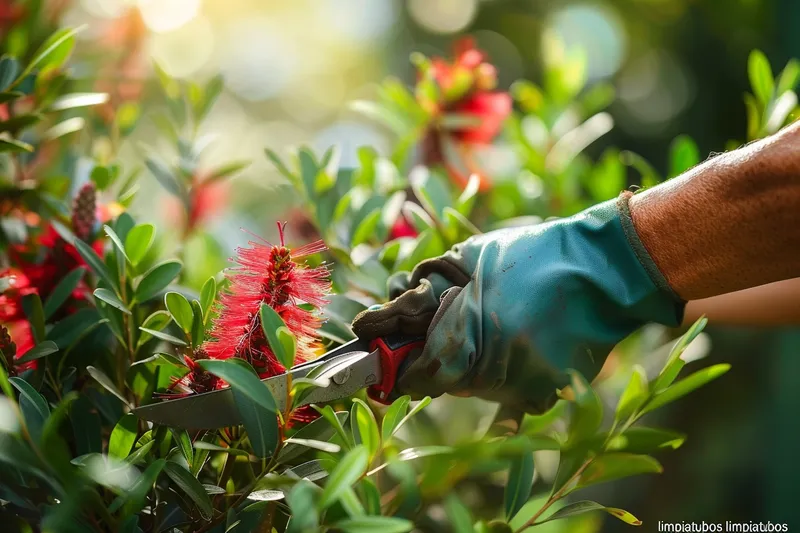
[416,37,512,191]
[0,322,35,375]
[388,215,418,240]
[170,222,331,425]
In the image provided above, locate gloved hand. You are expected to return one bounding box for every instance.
[351,193,685,413]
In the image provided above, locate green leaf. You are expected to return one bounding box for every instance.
[108,413,138,459]
[15,340,59,364]
[668,135,700,178]
[0,137,33,152]
[9,377,50,419]
[233,382,279,459]
[165,292,193,334]
[504,453,534,520]
[652,317,708,393]
[351,208,382,247]
[409,167,451,221]
[121,458,165,515]
[198,359,276,412]
[381,395,410,442]
[124,224,155,267]
[392,396,431,436]
[264,148,297,184]
[615,365,648,424]
[138,327,187,346]
[0,56,19,92]
[191,300,205,348]
[777,58,800,95]
[135,260,182,302]
[22,293,45,343]
[318,445,369,509]
[351,398,380,459]
[577,453,662,490]
[163,462,213,520]
[43,267,85,319]
[285,480,320,532]
[278,411,349,464]
[200,276,217,322]
[146,156,188,204]
[313,404,352,449]
[444,494,473,533]
[537,500,641,526]
[521,400,567,435]
[49,92,109,111]
[642,364,731,415]
[0,113,41,134]
[86,366,130,407]
[73,238,116,291]
[94,288,131,315]
[333,516,413,533]
[565,369,602,445]
[283,438,340,453]
[749,49,775,105]
[193,441,250,456]
[259,303,294,369]
[24,26,82,78]
[171,428,194,466]
[605,427,686,454]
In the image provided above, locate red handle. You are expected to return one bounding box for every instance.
[367,335,425,404]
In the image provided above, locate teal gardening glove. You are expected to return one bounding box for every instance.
[351,193,685,413]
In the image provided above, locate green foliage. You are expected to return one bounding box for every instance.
[0,13,749,533]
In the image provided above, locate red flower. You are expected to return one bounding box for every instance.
[417,37,512,191]
[388,216,418,240]
[1,322,36,375]
[0,269,36,322]
[168,223,331,425]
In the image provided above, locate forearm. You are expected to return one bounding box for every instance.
[683,277,800,327]
[629,122,800,300]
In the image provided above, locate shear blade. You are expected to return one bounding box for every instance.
[131,349,381,430]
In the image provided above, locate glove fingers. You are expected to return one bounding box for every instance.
[352,278,444,339]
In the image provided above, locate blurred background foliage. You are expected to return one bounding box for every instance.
[2,0,800,530]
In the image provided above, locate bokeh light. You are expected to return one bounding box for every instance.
[408,0,478,35]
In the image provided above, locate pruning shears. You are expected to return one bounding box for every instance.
[132,335,425,430]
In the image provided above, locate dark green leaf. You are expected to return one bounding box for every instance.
[125,440,155,465]
[313,404,352,449]
[71,395,102,455]
[0,113,41,134]
[43,267,85,319]
[135,260,182,302]
[86,366,130,407]
[198,359,276,412]
[392,396,431,436]
[285,480,320,533]
[9,377,49,419]
[163,462,213,519]
[121,458,165,515]
[108,413,138,459]
[318,445,369,509]
[0,137,33,152]
[577,453,662,490]
[22,293,45,343]
[504,453,534,520]
[278,411,349,464]
[333,517,414,533]
[0,55,19,91]
[165,291,193,334]
[232,386,278,459]
[94,288,131,315]
[642,364,730,415]
[171,428,194,467]
[146,156,188,204]
[15,340,58,363]
[74,238,116,291]
[124,224,155,267]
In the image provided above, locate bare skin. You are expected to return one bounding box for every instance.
[630,121,800,313]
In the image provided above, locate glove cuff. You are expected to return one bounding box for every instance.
[616,190,684,303]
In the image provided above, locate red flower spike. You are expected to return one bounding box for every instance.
[72,182,97,241]
[192,222,331,425]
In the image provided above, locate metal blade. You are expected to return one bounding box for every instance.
[131,349,381,430]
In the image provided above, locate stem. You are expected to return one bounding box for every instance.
[513,458,594,533]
